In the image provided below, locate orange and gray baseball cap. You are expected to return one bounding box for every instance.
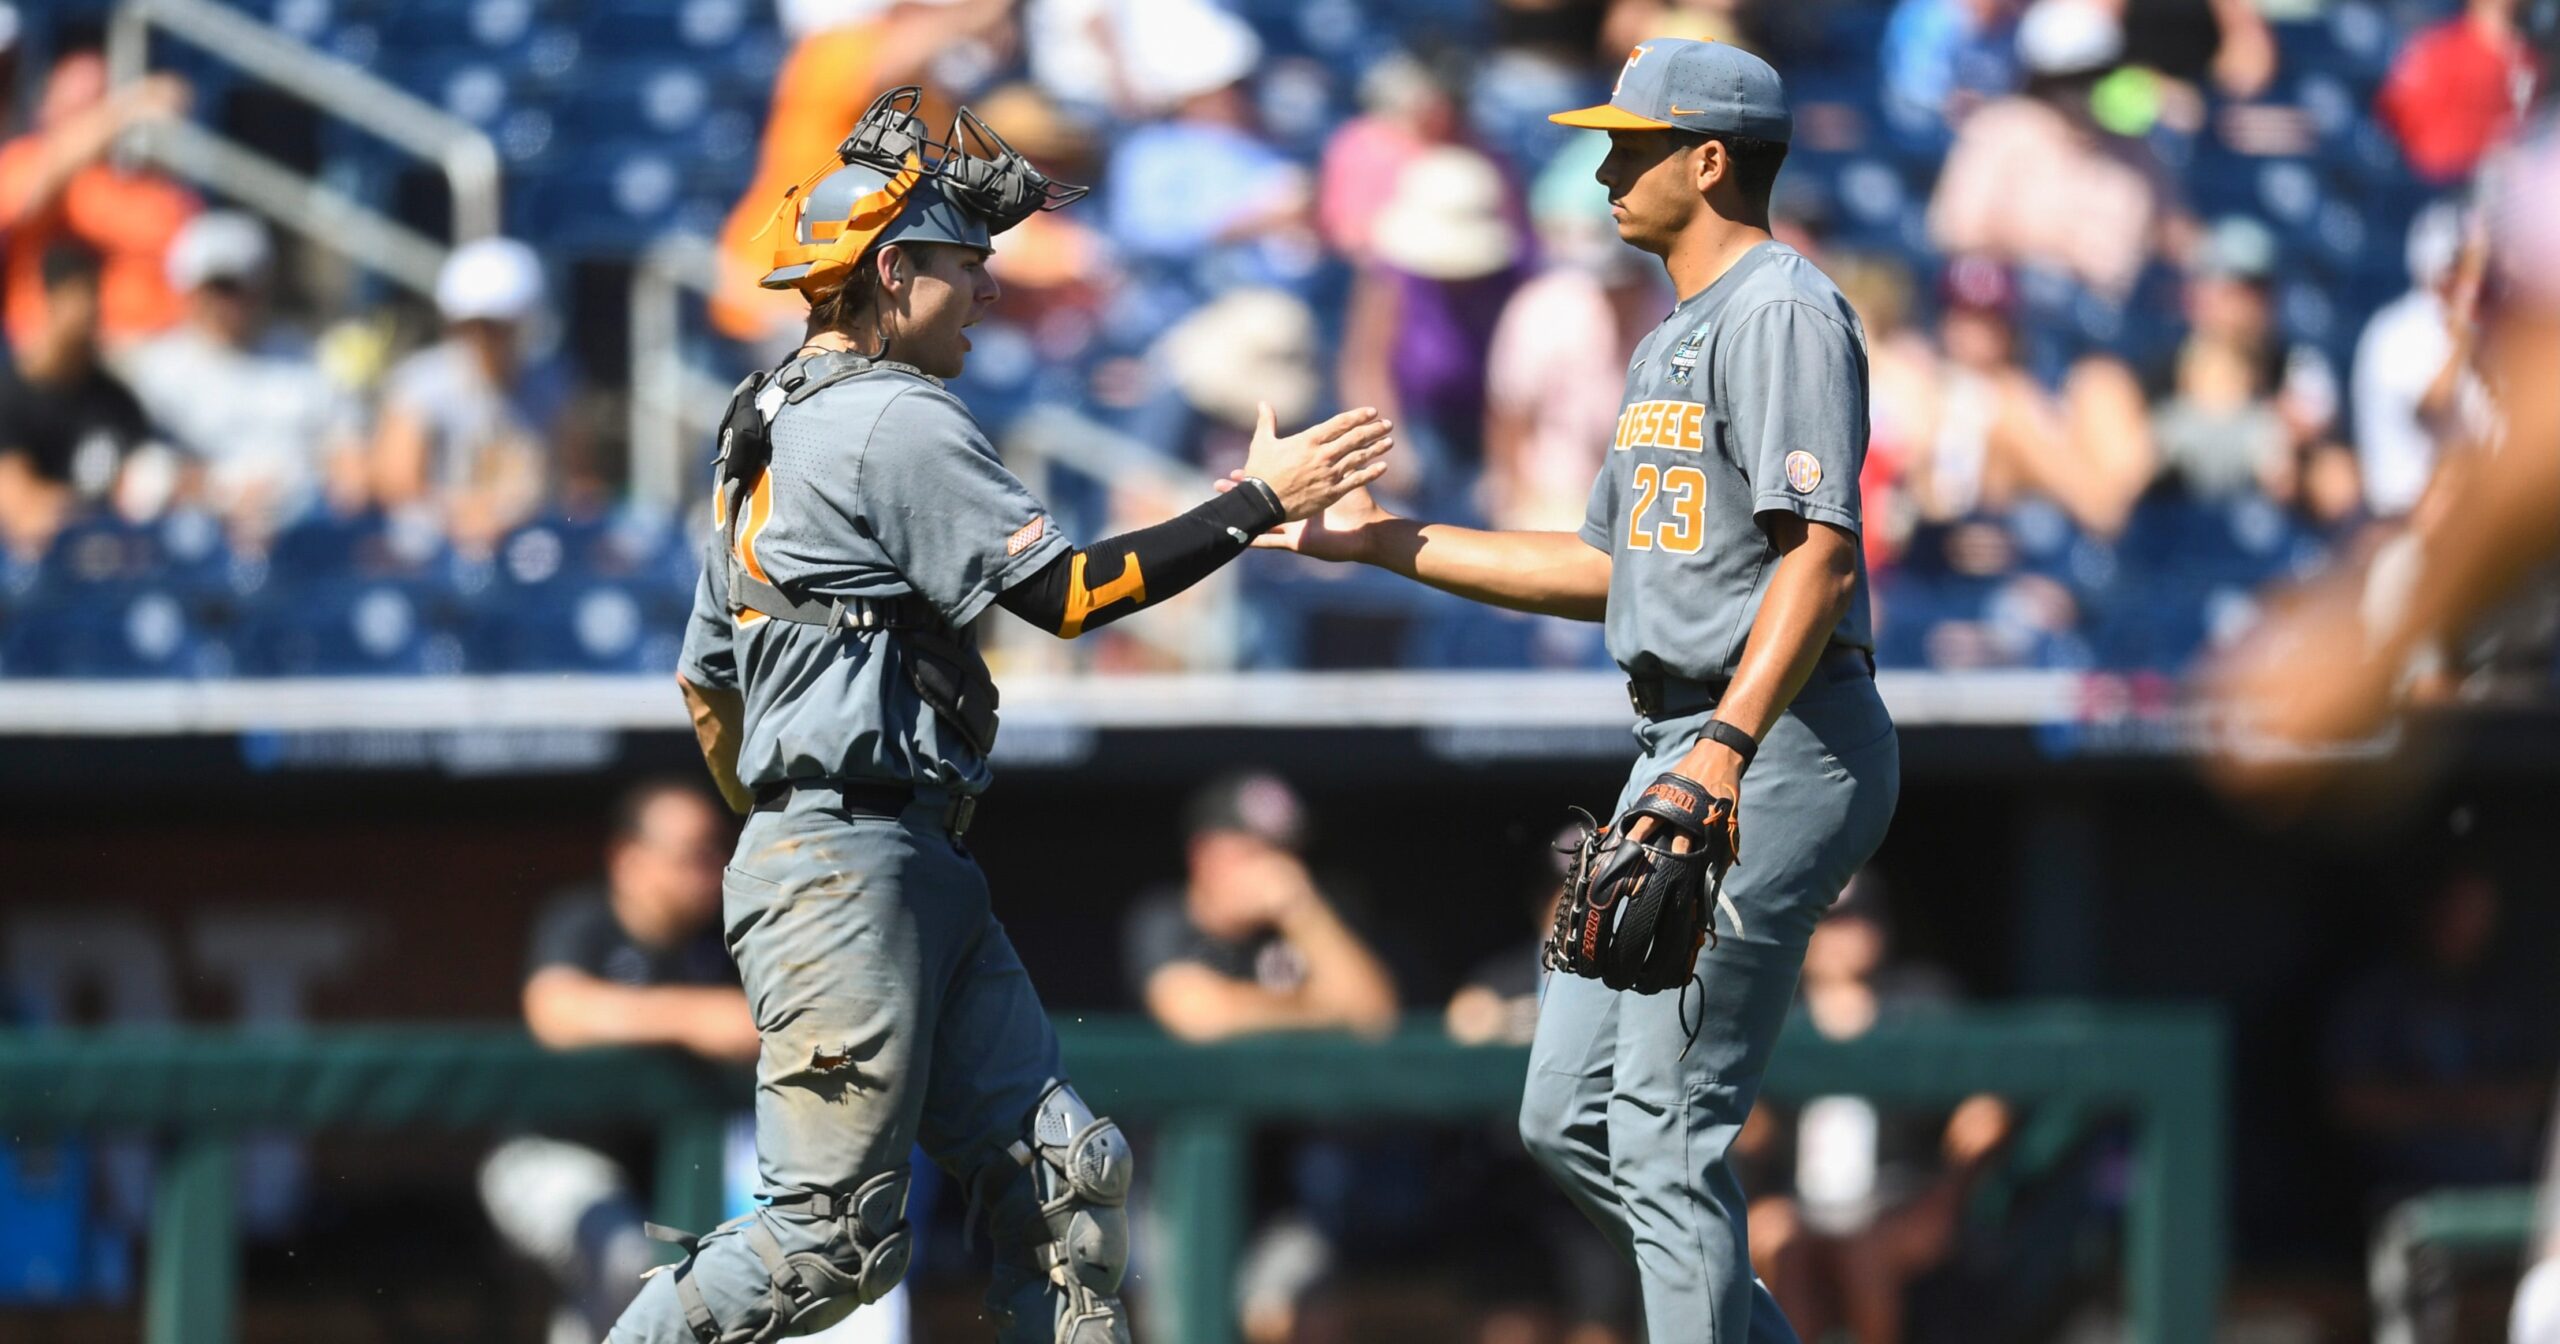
[1550,38,1792,144]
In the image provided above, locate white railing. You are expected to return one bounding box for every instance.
[627,233,735,508]
[106,0,502,293]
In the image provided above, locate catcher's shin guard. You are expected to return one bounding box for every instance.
[975,1081,1133,1344]
[640,1168,913,1343]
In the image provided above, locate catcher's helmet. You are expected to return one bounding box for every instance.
[760,86,1088,298]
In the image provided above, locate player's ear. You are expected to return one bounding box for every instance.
[874,243,907,296]
[1691,138,1728,195]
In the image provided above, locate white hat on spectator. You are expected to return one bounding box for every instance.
[1372,147,1521,281]
[166,210,272,290]
[0,5,20,55]
[1123,0,1261,110]
[2016,0,2123,77]
[1160,287,1319,428]
[436,236,547,324]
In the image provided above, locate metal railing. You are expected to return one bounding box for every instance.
[106,0,502,294]
[0,1007,2225,1344]
[627,234,737,509]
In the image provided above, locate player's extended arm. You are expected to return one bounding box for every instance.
[523,966,759,1062]
[997,404,1393,637]
[1242,483,1611,620]
[676,676,755,815]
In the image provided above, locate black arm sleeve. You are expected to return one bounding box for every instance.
[995,479,1287,638]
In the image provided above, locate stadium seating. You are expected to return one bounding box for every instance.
[3,0,2467,678]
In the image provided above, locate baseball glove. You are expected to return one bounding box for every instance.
[1545,773,1739,995]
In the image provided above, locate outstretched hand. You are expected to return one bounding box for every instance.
[1238,402,1395,522]
[1218,472,1397,564]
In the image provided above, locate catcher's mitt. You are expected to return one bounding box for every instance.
[1545,772,1739,995]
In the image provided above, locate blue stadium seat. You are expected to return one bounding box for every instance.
[0,587,227,679]
[236,578,461,676]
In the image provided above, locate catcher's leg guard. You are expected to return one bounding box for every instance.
[636,1168,913,1344]
[973,1081,1133,1344]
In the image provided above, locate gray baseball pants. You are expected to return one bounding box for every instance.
[1520,659,1899,1342]
[609,788,1070,1343]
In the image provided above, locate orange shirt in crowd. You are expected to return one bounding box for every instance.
[0,135,196,350]
[713,22,903,343]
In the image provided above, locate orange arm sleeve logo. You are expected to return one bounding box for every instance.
[1059,550,1147,638]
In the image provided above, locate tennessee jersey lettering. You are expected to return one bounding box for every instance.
[1613,398,1706,453]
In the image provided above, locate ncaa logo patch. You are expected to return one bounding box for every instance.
[1784,451,1823,494]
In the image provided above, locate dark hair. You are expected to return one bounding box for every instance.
[610,776,716,846]
[1668,130,1789,207]
[804,251,885,340]
[39,240,104,292]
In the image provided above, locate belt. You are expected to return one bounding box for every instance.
[1626,645,1874,718]
[751,779,978,839]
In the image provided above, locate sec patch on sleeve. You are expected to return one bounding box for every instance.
[1784,450,1823,494]
[1006,514,1047,556]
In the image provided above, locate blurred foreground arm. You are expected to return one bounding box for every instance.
[2210,305,2560,785]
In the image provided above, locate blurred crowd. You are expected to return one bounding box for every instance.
[0,0,2545,677]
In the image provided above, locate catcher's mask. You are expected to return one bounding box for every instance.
[759,86,1089,298]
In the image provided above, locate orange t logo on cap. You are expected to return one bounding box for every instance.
[1613,44,1651,98]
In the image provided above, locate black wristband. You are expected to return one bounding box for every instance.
[1699,717,1758,771]
[1229,476,1286,532]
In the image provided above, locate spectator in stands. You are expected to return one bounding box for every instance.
[1099,7,1314,274]
[0,242,157,561]
[2119,0,2277,99]
[370,237,578,555]
[1124,773,1397,1344]
[1337,146,1526,518]
[1317,52,1468,264]
[2323,868,2551,1200]
[1928,0,2172,303]
[2376,0,2538,186]
[2352,203,2495,519]
[1159,286,1324,477]
[2147,217,2361,522]
[1880,0,2023,132]
[970,82,1117,368]
[1743,880,2013,1344]
[1895,258,2152,537]
[0,51,194,353]
[711,0,1014,347]
[480,780,752,1342]
[115,212,362,550]
[1481,135,1673,533]
[1125,773,1397,1043]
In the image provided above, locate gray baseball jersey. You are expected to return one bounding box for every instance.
[1579,241,1874,684]
[677,354,1069,795]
